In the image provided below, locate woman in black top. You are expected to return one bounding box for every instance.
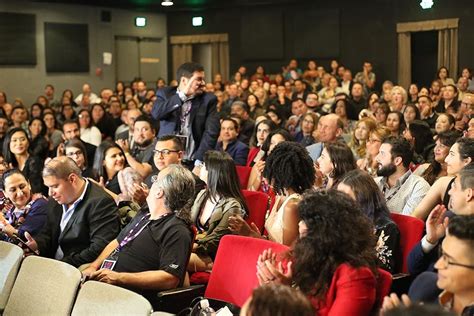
[64,139,94,178]
[338,169,401,273]
[28,117,50,161]
[3,128,45,194]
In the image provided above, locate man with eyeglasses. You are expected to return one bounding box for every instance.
[128,135,205,206]
[381,215,474,315]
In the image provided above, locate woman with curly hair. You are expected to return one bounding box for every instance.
[256,190,379,315]
[230,141,315,246]
[338,169,401,273]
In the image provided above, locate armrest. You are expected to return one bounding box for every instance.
[151,285,206,314]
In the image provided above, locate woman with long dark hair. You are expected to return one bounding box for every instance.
[188,151,248,272]
[386,111,406,136]
[28,117,49,161]
[65,138,94,178]
[403,120,435,164]
[338,169,400,273]
[91,103,117,141]
[3,128,44,194]
[92,141,127,194]
[414,131,460,185]
[257,190,379,315]
[316,141,356,189]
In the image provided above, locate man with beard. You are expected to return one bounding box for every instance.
[116,115,156,179]
[152,62,220,170]
[374,136,430,215]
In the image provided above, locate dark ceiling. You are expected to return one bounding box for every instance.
[30,0,313,12]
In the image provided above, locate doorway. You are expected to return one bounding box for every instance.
[115,36,166,87]
[193,44,213,83]
[411,31,438,88]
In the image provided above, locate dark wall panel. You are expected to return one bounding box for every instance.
[44,22,89,72]
[0,12,36,65]
[240,10,284,60]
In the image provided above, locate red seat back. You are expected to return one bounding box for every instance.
[242,190,269,233]
[205,235,289,307]
[235,166,252,189]
[375,268,392,308]
[390,213,425,273]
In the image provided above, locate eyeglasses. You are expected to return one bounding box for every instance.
[66,150,83,157]
[368,138,381,144]
[153,149,180,157]
[438,248,474,270]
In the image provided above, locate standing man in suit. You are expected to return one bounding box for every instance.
[24,156,120,268]
[152,62,220,170]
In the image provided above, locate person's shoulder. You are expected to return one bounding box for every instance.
[408,173,430,187]
[335,263,376,282]
[88,181,115,201]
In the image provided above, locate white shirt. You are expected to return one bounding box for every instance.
[80,126,102,146]
[375,170,430,215]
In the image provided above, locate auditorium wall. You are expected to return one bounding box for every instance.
[0,0,167,105]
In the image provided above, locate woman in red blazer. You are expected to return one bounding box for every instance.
[257,190,380,316]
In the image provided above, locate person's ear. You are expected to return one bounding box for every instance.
[393,156,403,167]
[335,128,343,138]
[466,188,473,202]
[155,187,164,199]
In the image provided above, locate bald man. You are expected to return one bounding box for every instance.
[306,114,344,161]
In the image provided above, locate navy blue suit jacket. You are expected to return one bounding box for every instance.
[152,87,220,161]
[215,140,249,166]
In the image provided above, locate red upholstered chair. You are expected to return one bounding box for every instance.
[390,213,425,273]
[242,190,269,233]
[235,166,252,189]
[204,235,290,307]
[375,268,393,308]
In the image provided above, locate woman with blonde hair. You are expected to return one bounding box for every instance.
[357,126,391,177]
[390,86,408,112]
[349,117,377,160]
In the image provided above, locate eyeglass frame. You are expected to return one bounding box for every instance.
[153,149,181,157]
[438,247,474,270]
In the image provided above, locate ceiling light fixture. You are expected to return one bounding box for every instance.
[420,0,434,9]
[161,0,174,6]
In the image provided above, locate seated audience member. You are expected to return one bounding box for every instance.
[414,131,460,185]
[375,102,391,126]
[307,113,344,161]
[389,86,408,113]
[230,142,315,246]
[60,119,97,167]
[64,139,94,178]
[247,93,265,120]
[383,215,474,316]
[375,136,430,215]
[408,163,474,276]
[257,190,379,316]
[436,113,456,135]
[412,138,473,220]
[43,112,63,150]
[82,165,194,300]
[316,141,356,189]
[418,95,438,130]
[455,93,474,132]
[78,109,102,147]
[188,151,247,272]
[91,103,117,141]
[403,120,435,164]
[115,108,142,146]
[247,119,276,166]
[10,105,28,130]
[231,101,255,145]
[295,112,318,147]
[215,118,249,166]
[403,103,421,126]
[332,98,356,135]
[338,169,401,273]
[349,82,368,116]
[28,118,49,161]
[305,92,322,114]
[240,284,314,316]
[386,111,406,136]
[116,115,155,179]
[92,141,127,194]
[357,126,391,177]
[435,84,460,115]
[0,170,48,243]
[0,115,8,147]
[3,128,45,194]
[24,156,120,268]
[247,129,293,192]
[74,83,100,105]
[349,117,377,161]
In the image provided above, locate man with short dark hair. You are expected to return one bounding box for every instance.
[354,61,376,95]
[0,115,9,148]
[418,95,438,130]
[10,105,28,130]
[24,156,120,267]
[291,79,308,101]
[375,136,430,215]
[116,115,156,179]
[215,118,249,166]
[152,62,220,170]
[349,82,368,116]
[231,101,255,145]
[44,84,60,111]
[435,84,460,114]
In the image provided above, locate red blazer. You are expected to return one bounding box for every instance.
[246,147,260,166]
[310,263,377,316]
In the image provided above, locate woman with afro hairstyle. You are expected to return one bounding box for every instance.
[229,141,315,246]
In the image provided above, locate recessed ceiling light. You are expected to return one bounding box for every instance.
[161,0,173,6]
